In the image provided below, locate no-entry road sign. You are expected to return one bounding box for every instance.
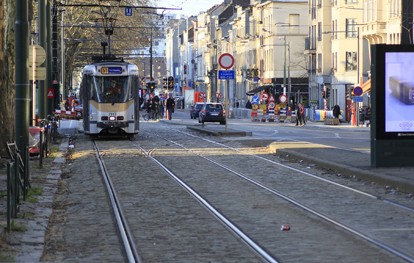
[218,53,234,69]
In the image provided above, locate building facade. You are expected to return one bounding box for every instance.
[162,0,412,120]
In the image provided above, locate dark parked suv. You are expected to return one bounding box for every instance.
[198,102,226,125]
[190,102,204,119]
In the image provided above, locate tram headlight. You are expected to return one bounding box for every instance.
[109,116,116,121]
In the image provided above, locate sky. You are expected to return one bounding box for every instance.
[156,0,224,17]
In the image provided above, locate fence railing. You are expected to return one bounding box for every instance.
[5,144,29,232]
[4,116,59,232]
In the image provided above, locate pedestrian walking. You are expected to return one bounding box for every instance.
[295,103,303,126]
[333,104,341,119]
[159,94,165,119]
[246,100,252,109]
[166,95,175,120]
[300,103,306,125]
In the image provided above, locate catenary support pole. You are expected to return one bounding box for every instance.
[38,0,47,119]
[15,0,30,159]
[46,0,53,114]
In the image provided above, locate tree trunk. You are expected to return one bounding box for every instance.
[0,0,16,158]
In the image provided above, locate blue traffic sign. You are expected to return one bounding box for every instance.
[218,70,235,80]
[251,95,260,104]
[353,96,363,102]
[125,7,133,16]
[353,86,363,96]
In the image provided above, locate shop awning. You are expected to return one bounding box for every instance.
[246,85,273,96]
[361,79,371,94]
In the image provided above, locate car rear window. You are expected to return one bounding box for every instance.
[195,104,203,109]
[206,104,222,110]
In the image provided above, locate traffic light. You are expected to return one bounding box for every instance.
[253,68,259,78]
[168,76,174,90]
[321,85,326,98]
[207,69,216,78]
[326,87,330,98]
[147,82,156,93]
[163,77,168,89]
[246,69,252,79]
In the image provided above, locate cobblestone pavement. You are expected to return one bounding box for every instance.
[1,118,414,262]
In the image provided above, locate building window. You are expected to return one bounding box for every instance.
[346,18,357,38]
[317,53,322,72]
[346,52,357,71]
[346,0,358,3]
[318,22,322,41]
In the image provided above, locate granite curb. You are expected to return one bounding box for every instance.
[269,142,414,194]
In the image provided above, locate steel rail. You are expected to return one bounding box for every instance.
[135,143,279,263]
[156,131,414,263]
[93,141,141,263]
[178,130,414,213]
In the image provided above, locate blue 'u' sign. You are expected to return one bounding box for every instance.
[125,7,133,16]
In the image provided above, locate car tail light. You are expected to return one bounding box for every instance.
[117,116,124,120]
[101,116,109,121]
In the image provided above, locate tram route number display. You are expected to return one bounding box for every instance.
[101,66,123,74]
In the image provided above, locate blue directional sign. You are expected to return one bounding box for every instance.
[353,96,363,102]
[251,95,260,104]
[125,7,133,16]
[218,70,235,80]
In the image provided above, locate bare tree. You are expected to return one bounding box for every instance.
[59,0,152,91]
[0,0,16,157]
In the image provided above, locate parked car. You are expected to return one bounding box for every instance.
[198,102,226,125]
[190,102,204,119]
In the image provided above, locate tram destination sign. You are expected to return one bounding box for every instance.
[100,66,123,74]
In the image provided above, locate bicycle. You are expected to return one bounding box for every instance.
[142,109,159,121]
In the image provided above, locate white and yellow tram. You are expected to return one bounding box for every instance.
[80,59,140,138]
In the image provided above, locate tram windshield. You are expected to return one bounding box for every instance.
[91,76,132,104]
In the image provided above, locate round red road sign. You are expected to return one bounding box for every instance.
[218,53,234,69]
[261,92,269,101]
[353,86,363,96]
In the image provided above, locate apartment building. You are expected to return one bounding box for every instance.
[164,0,411,113]
[308,0,410,122]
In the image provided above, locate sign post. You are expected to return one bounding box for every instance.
[218,53,235,131]
[29,45,46,126]
[353,85,362,126]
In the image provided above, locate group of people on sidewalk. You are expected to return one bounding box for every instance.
[141,93,176,120]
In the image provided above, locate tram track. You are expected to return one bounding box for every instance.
[92,140,141,263]
[87,123,414,262]
[92,138,266,262]
[177,129,414,213]
[136,125,414,262]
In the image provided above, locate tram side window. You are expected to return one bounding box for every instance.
[91,77,99,101]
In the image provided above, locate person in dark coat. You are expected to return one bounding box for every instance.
[166,95,175,120]
[245,100,252,109]
[333,104,341,119]
[295,103,303,126]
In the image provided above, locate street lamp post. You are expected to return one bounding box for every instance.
[283,35,286,94]
[60,9,65,100]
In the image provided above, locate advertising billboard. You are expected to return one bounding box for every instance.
[371,45,414,167]
[372,45,414,140]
